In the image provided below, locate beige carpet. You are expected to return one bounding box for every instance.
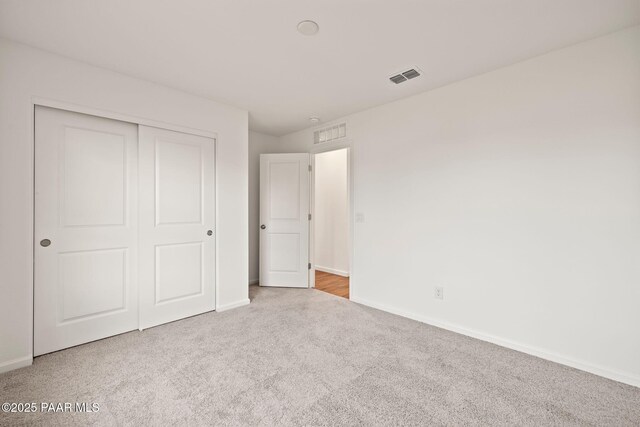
[1,285,639,426]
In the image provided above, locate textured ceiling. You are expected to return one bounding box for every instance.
[1,0,638,135]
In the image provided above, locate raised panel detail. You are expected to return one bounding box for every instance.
[269,162,299,220]
[155,242,203,304]
[155,138,202,225]
[62,127,125,226]
[269,234,300,272]
[59,249,126,322]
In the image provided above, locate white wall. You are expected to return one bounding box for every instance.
[0,39,249,372]
[314,149,349,276]
[277,26,640,386]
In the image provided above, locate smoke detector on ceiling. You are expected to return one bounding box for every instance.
[297,20,319,36]
[389,68,422,84]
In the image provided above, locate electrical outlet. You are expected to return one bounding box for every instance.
[434,286,444,300]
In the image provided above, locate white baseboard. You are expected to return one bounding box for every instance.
[315,265,350,277]
[217,298,250,312]
[249,279,259,285]
[0,355,32,374]
[350,296,640,388]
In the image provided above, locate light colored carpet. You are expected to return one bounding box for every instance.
[1,286,639,426]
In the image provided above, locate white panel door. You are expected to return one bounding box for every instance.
[260,153,310,287]
[34,106,139,356]
[139,126,215,329]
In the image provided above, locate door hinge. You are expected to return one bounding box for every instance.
[308,263,311,270]
[308,213,312,221]
[308,165,312,172]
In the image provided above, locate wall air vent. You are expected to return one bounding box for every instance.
[389,68,421,84]
[313,123,346,144]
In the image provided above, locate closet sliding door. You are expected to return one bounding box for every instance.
[138,126,216,329]
[34,106,139,356]
[34,107,216,355]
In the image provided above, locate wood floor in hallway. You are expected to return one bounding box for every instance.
[315,270,349,299]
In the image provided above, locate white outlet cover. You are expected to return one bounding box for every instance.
[434,286,444,300]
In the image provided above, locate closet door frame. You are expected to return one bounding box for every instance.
[27,98,218,358]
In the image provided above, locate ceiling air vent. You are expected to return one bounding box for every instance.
[389,74,407,84]
[389,68,421,84]
[314,123,346,144]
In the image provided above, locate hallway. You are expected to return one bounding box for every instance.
[314,271,349,299]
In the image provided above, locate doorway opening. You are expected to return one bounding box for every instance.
[311,148,350,299]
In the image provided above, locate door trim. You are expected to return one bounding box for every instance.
[29,99,219,360]
[32,97,217,139]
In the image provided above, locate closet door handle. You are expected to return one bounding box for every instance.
[260,224,266,230]
[207,230,213,236]
[40,239,51,247]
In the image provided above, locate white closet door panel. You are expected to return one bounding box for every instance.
[139,126,215,329]
[34,106,139,356]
